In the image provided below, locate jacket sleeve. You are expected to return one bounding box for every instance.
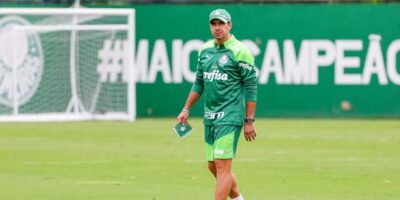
[237,48,257,102]
[190,54,204,95]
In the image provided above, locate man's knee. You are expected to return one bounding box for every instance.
[214,159,232,175]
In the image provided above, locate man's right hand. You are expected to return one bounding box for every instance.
[176,109,190,125]
[177,92,200,125]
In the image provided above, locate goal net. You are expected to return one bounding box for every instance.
[0,8,135,122]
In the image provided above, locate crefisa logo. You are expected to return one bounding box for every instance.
[0,16,43,107]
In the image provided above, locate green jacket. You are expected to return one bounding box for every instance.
[191,35,257,126]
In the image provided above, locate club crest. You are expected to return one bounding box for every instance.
[0,16,43,107]
[218,54,228,66]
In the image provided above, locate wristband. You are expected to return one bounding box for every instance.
[182,108,190,114]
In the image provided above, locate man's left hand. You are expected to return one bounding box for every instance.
[244,123,256,142]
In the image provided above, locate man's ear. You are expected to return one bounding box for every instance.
[228,22,232,30]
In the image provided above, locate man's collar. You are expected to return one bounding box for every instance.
[214,35,235,48]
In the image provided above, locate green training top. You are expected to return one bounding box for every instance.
[191,35,257,126]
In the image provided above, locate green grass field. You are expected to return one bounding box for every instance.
[0,118,399,200]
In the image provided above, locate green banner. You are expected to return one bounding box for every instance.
[2,4,399,118]
[129,4,400,117]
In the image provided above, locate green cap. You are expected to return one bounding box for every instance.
[209,9,231,23]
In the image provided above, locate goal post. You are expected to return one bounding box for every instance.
[0,8,136,122]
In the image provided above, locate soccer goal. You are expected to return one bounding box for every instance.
[0,8,135,122]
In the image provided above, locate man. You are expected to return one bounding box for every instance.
[176,8,257,200]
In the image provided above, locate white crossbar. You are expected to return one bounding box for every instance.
[0,8,134,16]
[13,24,130,31]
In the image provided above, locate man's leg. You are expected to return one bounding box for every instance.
[230,172,240,198]
[206,125,243,200]
[208,161,241,199]
[214,159,239,200]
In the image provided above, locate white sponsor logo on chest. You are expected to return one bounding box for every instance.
[203,70,228,82]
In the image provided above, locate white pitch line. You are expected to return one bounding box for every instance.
[71,160,111,164]
[76,181,125,185]
[23,160,111,165]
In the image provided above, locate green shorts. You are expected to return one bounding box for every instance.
[204,125,242,161]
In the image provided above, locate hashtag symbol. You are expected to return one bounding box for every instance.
[97,39,129,83]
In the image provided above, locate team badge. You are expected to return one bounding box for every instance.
[0,16,43,107]
[218,54,228,66]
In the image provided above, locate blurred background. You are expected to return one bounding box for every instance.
[1,0,400,120]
